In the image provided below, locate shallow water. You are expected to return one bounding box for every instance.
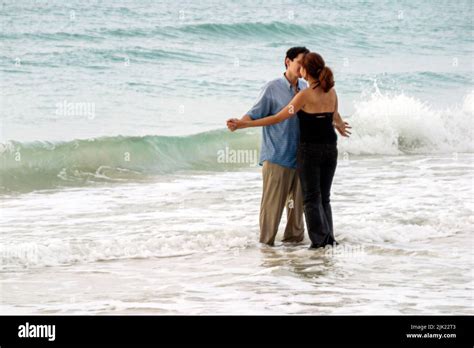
[1,154,472,314]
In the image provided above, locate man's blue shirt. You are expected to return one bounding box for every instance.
[246,74,308,169]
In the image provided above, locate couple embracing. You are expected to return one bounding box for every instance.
[226,47,351,249]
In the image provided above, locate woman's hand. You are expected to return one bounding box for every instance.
[226,118,247,132]
[333,118,352,137]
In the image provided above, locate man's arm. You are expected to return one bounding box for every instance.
[227,82,273,130]
[235,114,252,122]
[227,115,251,130]
[230,91,305,129]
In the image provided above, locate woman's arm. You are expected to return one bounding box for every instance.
[230,91,306,130]
[332,91,352,137]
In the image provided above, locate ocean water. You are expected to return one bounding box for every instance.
[1,0,473,314]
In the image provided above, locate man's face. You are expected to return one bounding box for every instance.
[287,53,305,78]
[300,66,307,80]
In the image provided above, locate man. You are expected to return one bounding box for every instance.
[227,47,310,246]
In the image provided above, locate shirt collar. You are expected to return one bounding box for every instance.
[282,72,300,93]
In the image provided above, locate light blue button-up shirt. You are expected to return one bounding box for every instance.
[246,74,308,169]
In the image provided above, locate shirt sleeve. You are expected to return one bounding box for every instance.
[246,82,273,120]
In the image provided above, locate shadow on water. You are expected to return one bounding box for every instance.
[258,244,343,280]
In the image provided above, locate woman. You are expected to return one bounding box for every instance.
[228,52,351,248]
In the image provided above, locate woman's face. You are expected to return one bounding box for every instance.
[300,66,308,81]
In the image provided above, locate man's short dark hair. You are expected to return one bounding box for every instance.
[285,46,310,68]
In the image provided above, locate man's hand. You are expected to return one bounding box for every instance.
[333,120,352,137]
[226,118,245,132]
[226,118,239,132]
[227,115,252,132]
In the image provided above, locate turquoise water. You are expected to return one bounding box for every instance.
[0,1,473,314]
[2,0,473,140]
[1,0,473,192]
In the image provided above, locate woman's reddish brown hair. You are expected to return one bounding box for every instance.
[302,52,334,92]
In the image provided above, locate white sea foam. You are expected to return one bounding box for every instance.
[339,89,474,155]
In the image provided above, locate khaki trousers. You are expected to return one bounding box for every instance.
[259,160,305,245]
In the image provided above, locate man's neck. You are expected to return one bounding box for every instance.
[284,71,298,88]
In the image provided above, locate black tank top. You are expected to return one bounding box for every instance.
[297,110,337,144]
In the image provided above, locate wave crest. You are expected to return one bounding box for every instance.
[1,91,472,193]
[339,89,473,155]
